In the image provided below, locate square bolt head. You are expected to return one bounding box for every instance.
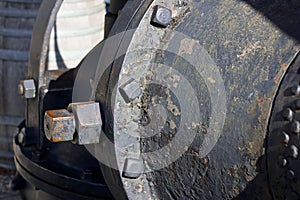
[44,109,75,142]
[122,158,144,179]
[18,79,36,99]
[119,78,142,103]
[151,5,172,27]
[68,102,102,145]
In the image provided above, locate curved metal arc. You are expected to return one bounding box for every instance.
[26,0,63,143]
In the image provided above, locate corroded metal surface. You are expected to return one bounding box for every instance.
[94,0,300,199]
[13,0,300,199]
[44,109,75,142]
[18,79,36,99]
[118,78,142,103]
[150,5,172,27]
[26,0,63,145]
[68,102,102,145]
[145,1,298,199]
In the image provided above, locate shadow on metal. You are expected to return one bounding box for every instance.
[243,0,300,43]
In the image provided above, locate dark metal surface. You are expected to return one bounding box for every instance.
[94,0,154,199]
[144,1,299,198]
[14,138,113,199]
[14,67,114,199]
[13,1,113,199]
[26,0,63,148]
[267,52,300,199]
[109,0,128,15]
[104,0,128,38]
[12,0,300,199]
[93,0,300,199]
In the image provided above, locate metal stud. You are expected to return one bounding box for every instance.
[281,132,290,144]
[291,85,300,95]
[17,132,24,144]
[290,145,298,159]
[286,170,295,180]
[119,78,142,103]
[290,121,300,134]
[282,108,293,121]
[44,109,75,142]
[151,5,172,27]
[67,102,102,145]
[278,156,287,167]
[122,158,144,179]
[18,79,36,99]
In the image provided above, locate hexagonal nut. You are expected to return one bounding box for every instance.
[18,79,36,98]
[151,5,172,27]
[119,78,142,103]
[68,102,102,145]
[44,109,75,142]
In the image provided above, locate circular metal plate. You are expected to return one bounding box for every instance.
[88,0,300,199]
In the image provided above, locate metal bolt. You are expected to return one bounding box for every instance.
[291,85,300,95]
[287,170,295,180]
[290,145,298,158]
[18,83,24,95]
[122,158,144,179]
[290,121,300,134]
[40,86,48,96]
[18,79,36,98]
[119,78,142,103]
[68,102,102,145]
[151,5,172,27]
[44,109,75,142]
[278,156,287,167]
[17,132,24,144]
[281,132,290,144]
[282,108,293,121]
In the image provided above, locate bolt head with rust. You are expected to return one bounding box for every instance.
[68,102,102,145]
[151,5,172,27]
[119,78,142,103]
[44,109,75,142]
[18,79,36,98]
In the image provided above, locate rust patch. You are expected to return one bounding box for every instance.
[273,63,288,84]
[246,141,254,154]
[257,95,272,123]
[46,109,73,118]
[203,157,209,165]
[44,109,75,143]
[245,173,253,182]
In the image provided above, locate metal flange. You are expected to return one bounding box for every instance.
[267,52,300,199]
